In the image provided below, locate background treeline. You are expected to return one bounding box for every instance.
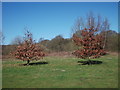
[39,30,119,52]
[2,30,119,56]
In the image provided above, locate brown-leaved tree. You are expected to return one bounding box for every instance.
[72,12,109,50]
[72,26,106,64]
[13,31,45,65]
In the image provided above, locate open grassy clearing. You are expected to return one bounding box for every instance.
[2,54,118,88]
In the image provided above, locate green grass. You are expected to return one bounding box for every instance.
[2,54,118,88]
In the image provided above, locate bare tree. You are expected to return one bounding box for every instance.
[38,37,44,43]
[0,31,5,45]
[101,18,109,49]
[11,36,23,45]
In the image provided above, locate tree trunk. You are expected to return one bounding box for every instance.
[27,60,30,65]
[87,60,90,65]
[103,31,107,49]
[88,57,92,65]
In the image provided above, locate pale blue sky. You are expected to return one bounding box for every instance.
[2,2,118,45]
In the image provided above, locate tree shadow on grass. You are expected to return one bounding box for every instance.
[78,60,102,65]
[20,61,48,66]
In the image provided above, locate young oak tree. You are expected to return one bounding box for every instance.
[12,31,45,65]
[71,12,109,50]
[72,26,106,64]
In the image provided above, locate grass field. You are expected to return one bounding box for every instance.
[2,53,118,88]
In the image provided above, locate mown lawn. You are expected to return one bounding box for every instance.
[2,54,118,88]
